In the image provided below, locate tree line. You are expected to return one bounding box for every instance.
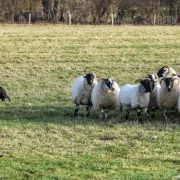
[0,0,180,25]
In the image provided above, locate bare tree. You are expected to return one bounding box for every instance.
[0,0,179,24]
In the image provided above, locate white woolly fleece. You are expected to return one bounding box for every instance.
[119,84,150,110]
[72,76,97,105]
[178,95,180,112]
[157,84,180,109]
[148,82,161,108]
[91,80,120,111]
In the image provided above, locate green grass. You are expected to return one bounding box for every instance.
[0,24,180,179]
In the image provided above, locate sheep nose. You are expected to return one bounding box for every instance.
[111,88,114,91]
[168,87,171,92]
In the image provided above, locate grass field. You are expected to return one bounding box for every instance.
[0,24,180,179]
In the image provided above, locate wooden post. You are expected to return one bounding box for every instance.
[153,13,156,26]
[111,14,114,26]
[11,13,14,23]
[69,13,71,25]
[153,8,156,26]
[29,13,31,24]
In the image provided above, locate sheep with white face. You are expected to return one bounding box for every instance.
[145,74,161,118]
[91,79,120,120]
[158,75,180,122]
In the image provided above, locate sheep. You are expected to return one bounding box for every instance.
[119,78,155,123]
[178,95,180,114]
[157,75,180,122]
[145,74,161,118]
[91,78,120,119]
[0,86,11,102]
[157,65,176,78]
[72,73,97,117]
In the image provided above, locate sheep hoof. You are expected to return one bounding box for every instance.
[125,115,129,120]
[102,115,105,120]
[138,119,143,124]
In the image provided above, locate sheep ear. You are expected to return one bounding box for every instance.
[94,74,98,79]
[164,65,169,69]
[145,74,150,78]
[173,77,180,85]
[178,78,180,86]
[135,78,143,83]
[155,74,158,80]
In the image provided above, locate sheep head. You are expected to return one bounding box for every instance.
[146,74,158,83]
[160,75,180,92]
[102,78,115,91]
[137,78,155,92]
[157,65,176,78]
[83,73,96,85]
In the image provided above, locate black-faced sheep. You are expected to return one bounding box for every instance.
[119,78,155,123]
[72,73,97,117]
[157,66,176,78]
[0,86,11,102]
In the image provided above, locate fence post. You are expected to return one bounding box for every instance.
[29,13,31,24]
[153,13,156,26]
[111,14,114,26]
[69,13,71,25]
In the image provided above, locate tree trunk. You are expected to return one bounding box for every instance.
[153,12,156,25]
[42,0,50,21]
[59,0,65,23]
[53,0,58,20]
[177,6,180,23]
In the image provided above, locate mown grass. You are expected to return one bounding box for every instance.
[0,24,180,179]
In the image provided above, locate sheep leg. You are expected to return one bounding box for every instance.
[119,105,123,120]
[74,105,79,116]
[171,109,178,123]
[125,110,129,120]
[100,109,105,120]
[99,110,103,119]
[151,107,156,118]
[86,105,91,117]
[7,96,11,102]
[105,109,109,120]
[163,109,168,124]
[145,107,150,118]
[136,108,142,123]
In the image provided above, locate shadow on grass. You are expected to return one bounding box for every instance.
[0,105,113,125]
[0,105,179,126]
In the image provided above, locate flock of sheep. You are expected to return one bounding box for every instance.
[72,66,180,123]
[0,65,179,123]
